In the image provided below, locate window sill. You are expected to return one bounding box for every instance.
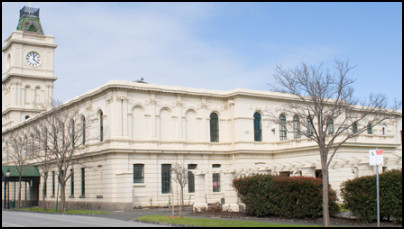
[133,183,146,187]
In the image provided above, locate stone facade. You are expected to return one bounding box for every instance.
[2,7,402,212]
[2,80,402,211]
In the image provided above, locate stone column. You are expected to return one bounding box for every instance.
[193,173,208,212]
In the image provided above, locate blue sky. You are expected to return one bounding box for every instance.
[2,2,402,106]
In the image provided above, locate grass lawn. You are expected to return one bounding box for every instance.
[15,208,108,215]
[137,215,321,227]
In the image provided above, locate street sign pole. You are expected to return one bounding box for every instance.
[376,148,380,227]
[376,162,380,227]
[369,148,382,227]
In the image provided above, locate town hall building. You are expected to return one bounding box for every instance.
[2,6,402,211]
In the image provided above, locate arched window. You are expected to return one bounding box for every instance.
[70,119,75,148]
[327,118,334,135]
[160,109,171,141]
[133,106,145,140]
[81,116,86,145]
[25,85,31,105]
[28,24,38,33]
[99,110,103,142]
[34,86,41,105]
[307,116,314,137]
[367,123,372,135]
[253,112,262,142]
[279,114,287,141]
[210,113,219,142]
[185,110,197,141]
[7,54,11,69]
[293,115,301,139]
[352,122,358,134]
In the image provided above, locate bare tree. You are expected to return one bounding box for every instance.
[171,162,188,217]
[39,105,90,212]
[5,128,30,208]
[30,120,55,211]
[271,60,401,227]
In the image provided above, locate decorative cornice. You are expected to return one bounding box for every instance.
[2,72,57,84]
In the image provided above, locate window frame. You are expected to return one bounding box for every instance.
[133,164,145,184]
[293,115,301,139]
[161,164,171,194]
[81,167,85,197]
[253,112,262,142]
[210,113,219,142]
[367,123,373,134]
[279,114,287,141]
[212,173,221,192]
[70,169,74,197]
[187,164,197,193]
[99,110,104,142]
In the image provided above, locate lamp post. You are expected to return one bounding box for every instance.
[3,174,6,209]
[5,169,10,209]
[30,180,33,210]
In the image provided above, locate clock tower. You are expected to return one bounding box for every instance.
[2,6,57,130]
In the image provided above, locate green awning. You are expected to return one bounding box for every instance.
[2,166,40,182]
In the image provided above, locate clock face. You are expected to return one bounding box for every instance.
[26,51,41,67]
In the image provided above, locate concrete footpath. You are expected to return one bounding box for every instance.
[3,207,400,227]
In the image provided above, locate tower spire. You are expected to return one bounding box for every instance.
[17,5,44,35]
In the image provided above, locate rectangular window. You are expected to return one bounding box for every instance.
[161,164,171,194]
[81,168,85,196]
[367,124,373,134]
[307,118,314,137]
[352,123,358,134]
[82,118,86,146]
[188,164,197,193]
[43,172,47,197]
[327,119,334,135]
[212,173,221,192]
[315,169,322,179]
[133,164,144,183]
[70,169,74,196]
[52,171,55,197]
[280,127,287,141]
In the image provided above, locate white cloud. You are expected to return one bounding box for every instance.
[2,2,345,102]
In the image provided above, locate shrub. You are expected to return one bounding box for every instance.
[233,175,339,218]
[341,169,402,223]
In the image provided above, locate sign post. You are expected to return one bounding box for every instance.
[369,149,383,227]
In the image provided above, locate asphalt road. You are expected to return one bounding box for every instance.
[2,211,169,227]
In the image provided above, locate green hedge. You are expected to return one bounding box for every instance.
[341,169,402,223]
[233,175,339,218]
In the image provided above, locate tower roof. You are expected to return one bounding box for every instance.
[16,6,44,35]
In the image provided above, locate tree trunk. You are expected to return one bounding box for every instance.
[59,175,66,212]
[43,175,48,211]
[180,188,183,217]
[60,183,66,212]
[322,164,330,227]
